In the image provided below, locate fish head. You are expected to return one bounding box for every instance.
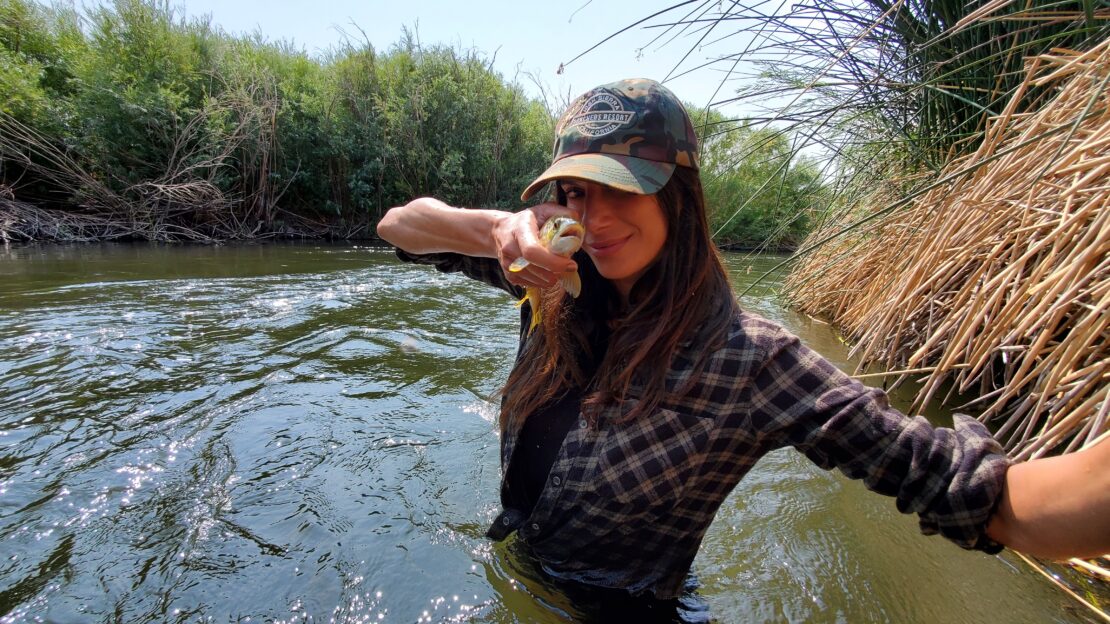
[542,216,585,258]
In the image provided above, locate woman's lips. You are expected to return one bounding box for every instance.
[585,235,631,258]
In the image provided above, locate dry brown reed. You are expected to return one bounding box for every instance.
[0,79,300,243]
[0,195,137,243]
[784,40,1110,462]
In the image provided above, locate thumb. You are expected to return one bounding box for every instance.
[533,202,577,223]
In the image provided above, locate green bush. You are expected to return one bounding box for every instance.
[2,0,812,246]
[693,107,825,249]
[0,0,81,129]
[0,1,554,239]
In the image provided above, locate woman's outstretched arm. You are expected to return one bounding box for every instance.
[986,437,1110,559]
[744,319,1106,558]
[377,197,577,289]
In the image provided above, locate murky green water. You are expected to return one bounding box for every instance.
[0,242,1102,623]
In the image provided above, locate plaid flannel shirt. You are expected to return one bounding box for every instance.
[396,249,1011,599]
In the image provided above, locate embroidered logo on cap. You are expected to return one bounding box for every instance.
[563,93,635,137]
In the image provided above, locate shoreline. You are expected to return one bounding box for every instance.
[1,235,799,254]
[1,203,799,254]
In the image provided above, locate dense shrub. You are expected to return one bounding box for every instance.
[0,0,553,235]
[0,0,818,245]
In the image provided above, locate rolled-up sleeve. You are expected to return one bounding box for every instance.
[395,248,522,298]
[747,326,1010,553]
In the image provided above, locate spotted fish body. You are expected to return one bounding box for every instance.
[508,217,584,334]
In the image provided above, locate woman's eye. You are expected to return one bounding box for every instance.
[564,187,584,199]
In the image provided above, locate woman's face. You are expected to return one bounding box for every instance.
[559,179,668,299]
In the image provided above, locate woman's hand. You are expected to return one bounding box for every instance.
[490,203,578,290]
[377,197,580,289]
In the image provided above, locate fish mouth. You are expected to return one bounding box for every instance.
[559,222,585,240]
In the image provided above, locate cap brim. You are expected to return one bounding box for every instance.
[520,153,676,201]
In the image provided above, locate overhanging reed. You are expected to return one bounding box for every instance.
[784,40,1110,461]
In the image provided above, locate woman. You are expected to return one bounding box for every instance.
[377,78,1109,600]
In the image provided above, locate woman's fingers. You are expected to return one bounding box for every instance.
[505,250,560,289]
[493,208,575,288]
[533,202,579,224]
[518,208,578,272]
[498,243,555,289]
[517,233,573,274]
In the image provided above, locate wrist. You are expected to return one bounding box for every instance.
[485,210,510,256]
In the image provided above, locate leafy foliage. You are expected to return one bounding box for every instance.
[0,0,553,236]
[0,0,80,128]
[1,0,817,246]
[693,107,825,249]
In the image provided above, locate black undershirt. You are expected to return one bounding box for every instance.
[507,289,611,513]
[508,389,583,511]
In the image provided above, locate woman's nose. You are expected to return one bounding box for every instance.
[580,195,610,231]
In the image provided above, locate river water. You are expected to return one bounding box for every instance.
[0,242,1102,623]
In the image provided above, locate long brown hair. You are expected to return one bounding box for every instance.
[500,166,737,432]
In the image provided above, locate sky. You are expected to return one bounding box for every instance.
[171,0,758,115]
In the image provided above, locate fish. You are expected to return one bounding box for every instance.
[508,216,584,334]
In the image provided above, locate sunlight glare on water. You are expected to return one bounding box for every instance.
[0,243,1102,623]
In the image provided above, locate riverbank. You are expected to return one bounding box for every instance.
[1,1,820,254]
[0,195,373,244]
[1,195,802,252]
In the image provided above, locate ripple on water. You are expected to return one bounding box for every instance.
[0,244,1099,623]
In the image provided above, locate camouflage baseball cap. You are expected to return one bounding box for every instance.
[520,78,699,201]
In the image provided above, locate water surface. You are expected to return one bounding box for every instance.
[0,242,1102,623]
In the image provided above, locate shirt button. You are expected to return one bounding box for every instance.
[531,523,540,532]
[501,516,512,526]
[551,476,561,486]
[578,419,587,429]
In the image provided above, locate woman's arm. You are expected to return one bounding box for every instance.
[742,317,1108,559]
[377,196,503,257]
[986,437,1110,559]
[377,197,577,289]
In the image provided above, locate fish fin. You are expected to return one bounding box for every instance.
[561,271,582,298]
[528,305,541,334]
[508,257,529,273]
[516,287,541,335]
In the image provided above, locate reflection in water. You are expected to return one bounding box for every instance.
[0,243,1100,623]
